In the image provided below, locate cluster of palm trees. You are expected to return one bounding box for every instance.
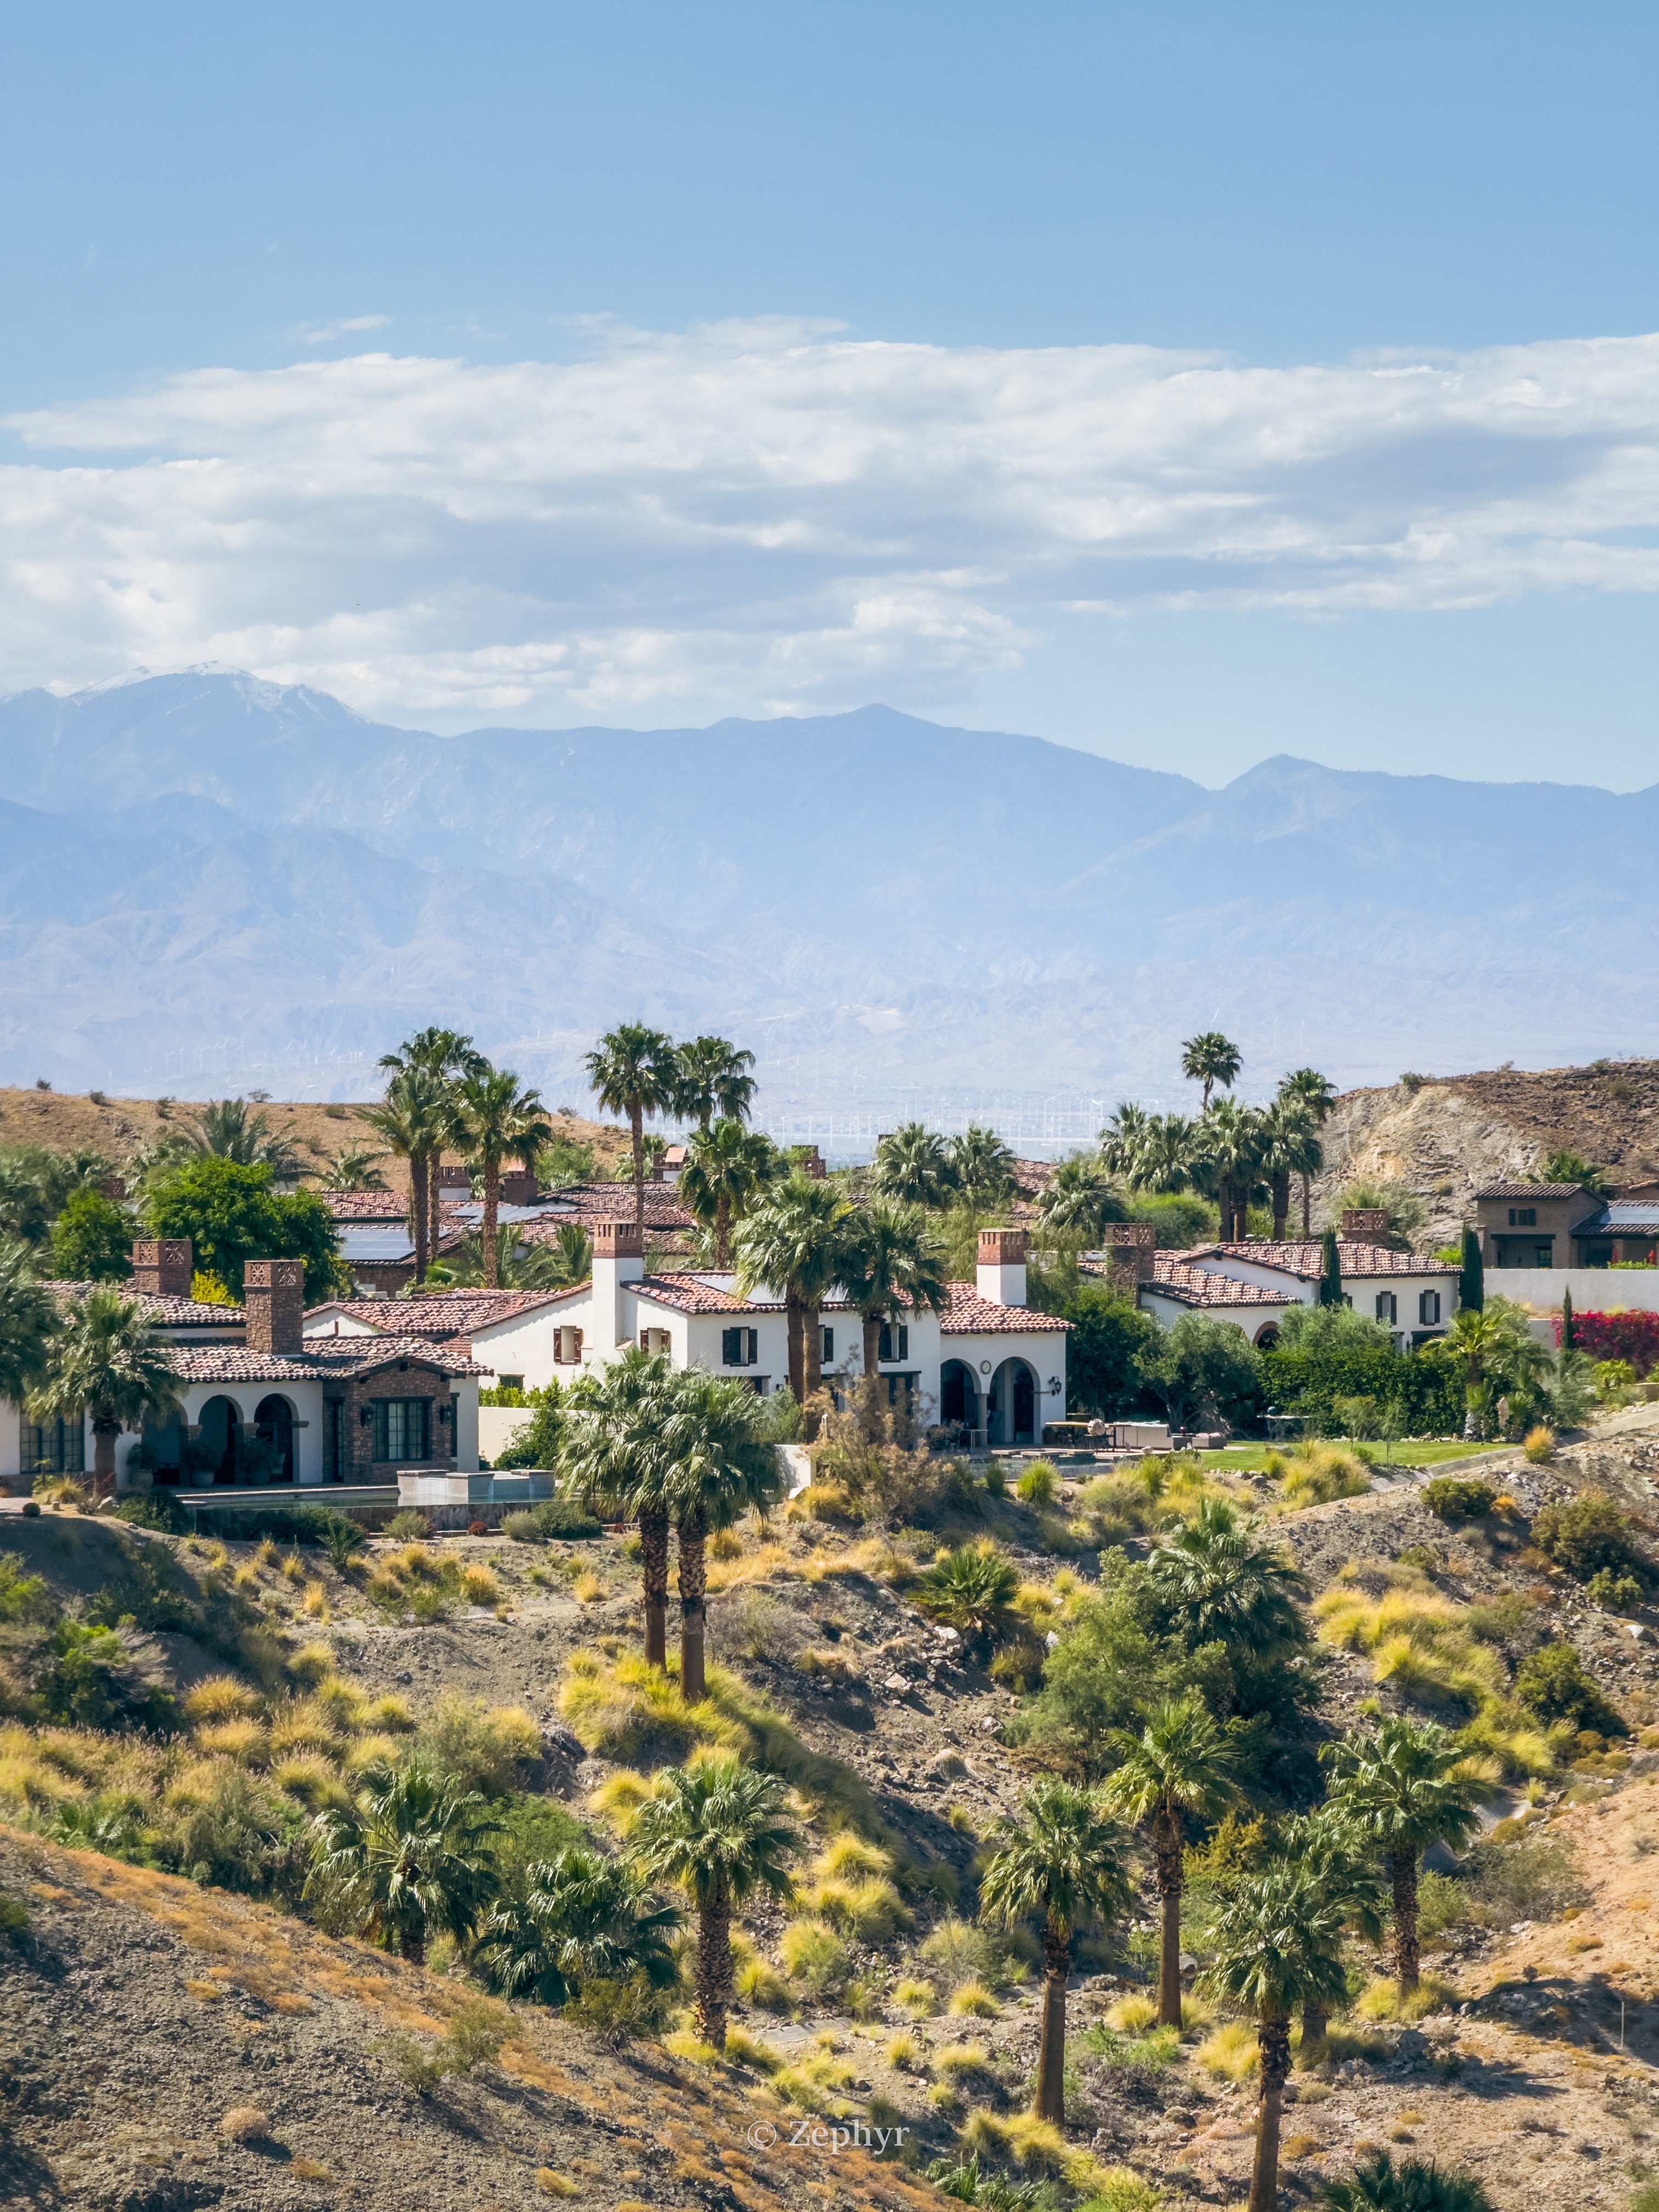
[360,1030,551,1288]
[1032,1043,1337,1250]
[584,1026,758,1229]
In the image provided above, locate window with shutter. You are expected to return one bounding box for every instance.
[1374,1293,1396,1325]
[723,1326,741,1365]
[745,1328,757,1366]
[821,1327,834,1364]
[878,1322,892,1363]
[898,1324,909,1360]
[1419,1290,1441,1326]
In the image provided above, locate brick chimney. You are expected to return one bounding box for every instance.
[437,1164,472,1191]
[977,1227,1028,1308]
[132,1239,193,1299]
[591,1218,646,1355]
[244,1259,305,1355]
[500,1167,539,1207]
[1102,1221,1158,1284]
[1341,1208,1391,1246]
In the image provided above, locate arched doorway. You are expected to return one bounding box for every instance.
[255,1396,296,1485]
[198,1396,241,1485]
[939,1359,981,1440]
[1253,1322,1280,1350]
[141,1410,187,1486]
[989,1358,1039,1447]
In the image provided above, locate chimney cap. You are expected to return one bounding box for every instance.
[592,1217,645,1259]
[978,1227,1027,1265]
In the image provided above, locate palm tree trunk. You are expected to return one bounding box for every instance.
[1248,2011,1291,2212]
[1034,1920,1070,2123]
[640,1502,670,1669]
[678,1502,709,1702]
[862,1312,881,1385]
[410,1146,431,1281]
[804,1304,823,1439]
[482,1160,501,1287]
[1154,1806,1184,2028]
[1300,1171,1312,1238]
[1392,1850,1421,1994]
[1271,1170,1290,1243]
[1300,1997,1330,2052]
[91,1418,119,1503]
[786,1295,806,1404]
[695,1879,732,2047]
[715,1192,731,1271]
[399,1924,426,1966]
[428,1152,443,1280]
[631,1103,645,1228]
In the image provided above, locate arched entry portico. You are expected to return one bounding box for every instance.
[987,1357,1039,1447]
[255,1395,296,1485]
[939,1358,981,1436]
[198,1396,242,1485]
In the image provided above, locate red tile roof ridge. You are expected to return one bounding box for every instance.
[44,1279,246,1326]
[1187,1240,1460,1279]
[940,1284,1068,1334]
[1149,1256,1286,1308]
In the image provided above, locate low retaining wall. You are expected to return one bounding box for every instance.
[1488,1267,1659,1315]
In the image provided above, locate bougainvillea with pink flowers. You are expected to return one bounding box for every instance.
[1554,1307,1659,1377]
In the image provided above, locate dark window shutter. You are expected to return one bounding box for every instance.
[878,1322,891,1363]
[746,1328,757,1365]
[898,1324,909,1359]
[723,1327,740,1365]
[573,1328,583,1362]
[822,1326,833,1364]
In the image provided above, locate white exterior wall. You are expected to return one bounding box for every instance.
[0,1401,20,1483]
[469,1298,592,1392]
[1484,1267,1659,1316]
[1186,1256,1457,1341]
[1139,1291,1292,1345]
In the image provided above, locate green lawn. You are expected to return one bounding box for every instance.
[1195,1437,1496,1474]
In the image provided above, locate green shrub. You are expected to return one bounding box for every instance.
[1415,1869,1468,1945]
[112,1491,190,1534]
[0,1549,53,1624]
[1586,1568,1643,1612]
[1515,1640,1626,1736]
[501,1510,541,1543]
[1423,1477,1496,1521]
[1015,1461,1059,1506]
[1459,1831,1587,1927]
[1532,1493,1647,1584]
[383,1509,434,1541]
[530,1491,603,1541]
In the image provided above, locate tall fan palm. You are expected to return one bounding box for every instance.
[1181,1031,1242,1109]
[1200,1864,1351,2212]
[1276,1805,1386,2047]
[732,1170,851,1409]
[455,1064,551,1287]
[1148,1495,1305,1666]
[679,1118,776,1268]
[306,1758,501,1965]
[661,1367,783,1700]
[837,1199,951,1386]
[360,1065,451,1283]
[422,1223,577,1292]
[1098,1104,1149,1179]
[377,1029,486,1272]
[978,1778,1131,2122]
[675,1035,757,1131]
[1278,1066,1336,1234]
[185,1097,306,1182]
[1109,1109,1201,1195]
[477,1843,681,2006]
[948,1125,1017,1209]
[1197,1096,1269,1242]
[1035,1153,1127,1248]
[870,1123,959,1209]
[1259,1096,1322,1243]
[0,1239,57,1404]
[1322,1717,1484,1996]
[1104,1695,1234,2028]
[585,1024,681,1226]
[29,1288,185,1501]
[562,1346,678,1666]
[629,1757,800,2047]
[320,1143,388,1191]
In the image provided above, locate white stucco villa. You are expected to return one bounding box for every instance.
[306,1222,1070,1451]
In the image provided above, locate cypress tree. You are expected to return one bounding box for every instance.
[1561,1283,1575,1350]
[1459,1225,1485,1314]
[1318,1226,1342,1308]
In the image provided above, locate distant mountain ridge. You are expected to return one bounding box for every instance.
[1,670,1653,1114]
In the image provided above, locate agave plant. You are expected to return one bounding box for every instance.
[913,1545,1019,1646]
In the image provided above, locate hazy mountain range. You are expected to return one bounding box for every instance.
[0,670,1652,1138]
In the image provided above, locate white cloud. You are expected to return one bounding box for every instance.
[295,314,391,345]
[6,319,1659,720]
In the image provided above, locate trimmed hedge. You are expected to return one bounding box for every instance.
[1259,1346,1465,1436]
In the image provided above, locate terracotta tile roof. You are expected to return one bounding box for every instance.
[1147,1256,1288,1310]
[45,1280,246,1328]
[305,1290,578,1339]
[1472,1181,1592,1201]
[626,1274,753,1316]
[171,1336,492,1384]
[940,1284,1069,1334]
[1188,1241,1459,1280]
[521,1183,696,1232]
[319,1189,408,1221]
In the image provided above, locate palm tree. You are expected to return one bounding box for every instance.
[661,1367,783,1700]
[477,1843,682,2006]
[1322,1717,1484,1996]
[28,1288,185,1502]
[1197,1097,1268,1242]
[377,1029,487,1272]
[1148,1495,1305,1668]
[422,1223,578,1292]
[948,1125,1016,1210]
[871,1124,959,1209]
[1199,1864,1351,2212]
[1104,1695,1234,2028]
[1276,1805,1385,2049]
[732,1169,850,1410]
[979,1778,1131,2122]
[1278,1068,1336,1234]
[360,1065,451,1282]
[306,1758,501,1965]
[679,1118,776,1268]
[185,1098,306,1181]
[1106,1108,1201,1195]
[1444,1297,1548,1436]
[456,1065,552,1287]
[675,1036,757,1132]
[0,1239,57,1403]
[629,1757,800,2046]
[562,1346,678,1666]
[1181,1032,1242,1109]
[1321,2150,1496,2211]
[1035,1153,1127,1249]
[837,1199,950,1386]
[912,1544,1019,1649]
[585,1025,681,1227]
[1259,1097,1321,1243]
[320,1142,389,1191]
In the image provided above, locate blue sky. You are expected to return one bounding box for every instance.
[3,1,1658,785]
